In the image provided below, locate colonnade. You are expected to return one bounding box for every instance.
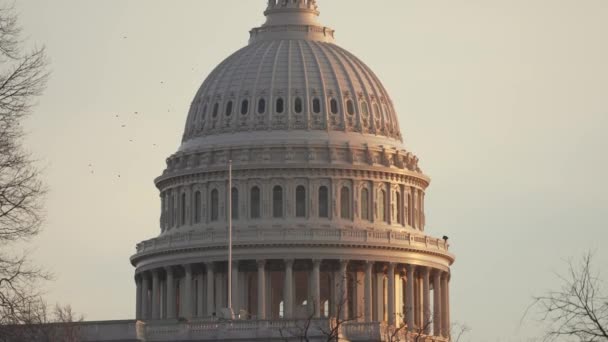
[135,259,451,338]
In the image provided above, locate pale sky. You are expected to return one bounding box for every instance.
[13,1,608,341]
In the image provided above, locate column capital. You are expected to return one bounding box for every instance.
[339,259,349,267]
[205,261,215,270]
[387,262,396,272]
[364,260,374,270]
[284,259,295,267]
[165,266,174,274]
[183,264,193,272]
[312,259,322,268]
[256,259,266,268]
[420,266,430,276]
[432,268,443,278]
[405,264,416,273]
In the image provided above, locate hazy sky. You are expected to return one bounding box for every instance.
[12,0,608,341]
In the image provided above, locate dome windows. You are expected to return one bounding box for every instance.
[318,186,329,218]
[250,186,261,219]
[361,188,369,221]
[212,103,220,118]
[225,101,233,117]
[340,186,351,219]
[276,98,285,114]
[210,189,219,221]
[231,188,239,219]
[312,98,321,114]
[330,98,339,115]
[257,98,266,114]
[241,99,249,115]
[346,99,355,116]
[295,185,306,217]
[273,186,283,218]
[361,101,369,117]
[294,97,303,114]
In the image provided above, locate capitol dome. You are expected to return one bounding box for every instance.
[131,1,454,341]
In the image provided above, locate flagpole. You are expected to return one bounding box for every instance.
[227,160,233,316]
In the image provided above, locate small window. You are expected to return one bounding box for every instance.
[361,101,369,116]
[273,186,283,218]
[294,98,303,114]
[225,101,233,117]
[276,98,284,114]
[379,190,387,222]
[330,98,339,114]
[211,189,219,221]
[231,188,239,219]
[312,98,321,114]
[346,99,355,115]
[258,98,266,114]
[373,103,380,117]
[396,192,402,224]
[340,187,351,219]
[296,186,306,218]
[250,187,261,219]
[194,191,201,223]
[361,188,369,221]
[212,103,219,118]
[201,103,208,117]
[241,99,249,115]
[318,186,329,218]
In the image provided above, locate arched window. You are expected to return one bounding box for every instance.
[361,188,369,221]
[296,186,306,217]
[201,103,208,117]
[212,103,219,118]
[211,189,219,221]
[294,97,303,114]
[180,193,186,226]
[276,98,284,114]
[318,186,329,218]
[241,99,249,115]
[273,186,283,218]
[396,192,402,224]
[194,191,201,224]
[250,187,261,219]
[379,189,386,222]
[373,103,380,117]
[361,101,369,116]
[340,187,351,219]
[225,101,233,116]
[330,98,339,114]
[231,188,239,219]
[258,98,266,114]
[346,99,355,115]
[312,98,321,114]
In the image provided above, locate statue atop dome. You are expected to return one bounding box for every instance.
[266,0,318,11]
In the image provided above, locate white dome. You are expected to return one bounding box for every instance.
[181,0,403,149]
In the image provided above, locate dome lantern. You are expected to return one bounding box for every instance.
[250,0,334,43]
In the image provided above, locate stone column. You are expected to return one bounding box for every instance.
[206,262,215,317]
[197,273,204,317]
[135,276,142,320]
[433,270,442,337]
[387,263,396,325]
[257,260,266,320]
[141,273,149,319]
[422,267,431,334]
[364,261,373,322]
[312,259,321,318]
[166,267,175,319]
[151,270,160,320]
[405,265,416,331]
[375,272,385,322]
[339,260,349,320]
[183,264,193,319]
[231,261,240,313]
[441,273,449,337]
[284,259,294,319]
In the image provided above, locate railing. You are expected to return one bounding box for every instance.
[134,227,450,256]
[137,320,451,341]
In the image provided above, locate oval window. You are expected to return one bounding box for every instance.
[225,101,233,116]
[346,99,355,115]
[294,98,303,114]
[258,98,266,114]
[330,98,339,114]
[241,99,249,115]
[361,101,369,116]
[276,98,284,114]
[312,98,321,114]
